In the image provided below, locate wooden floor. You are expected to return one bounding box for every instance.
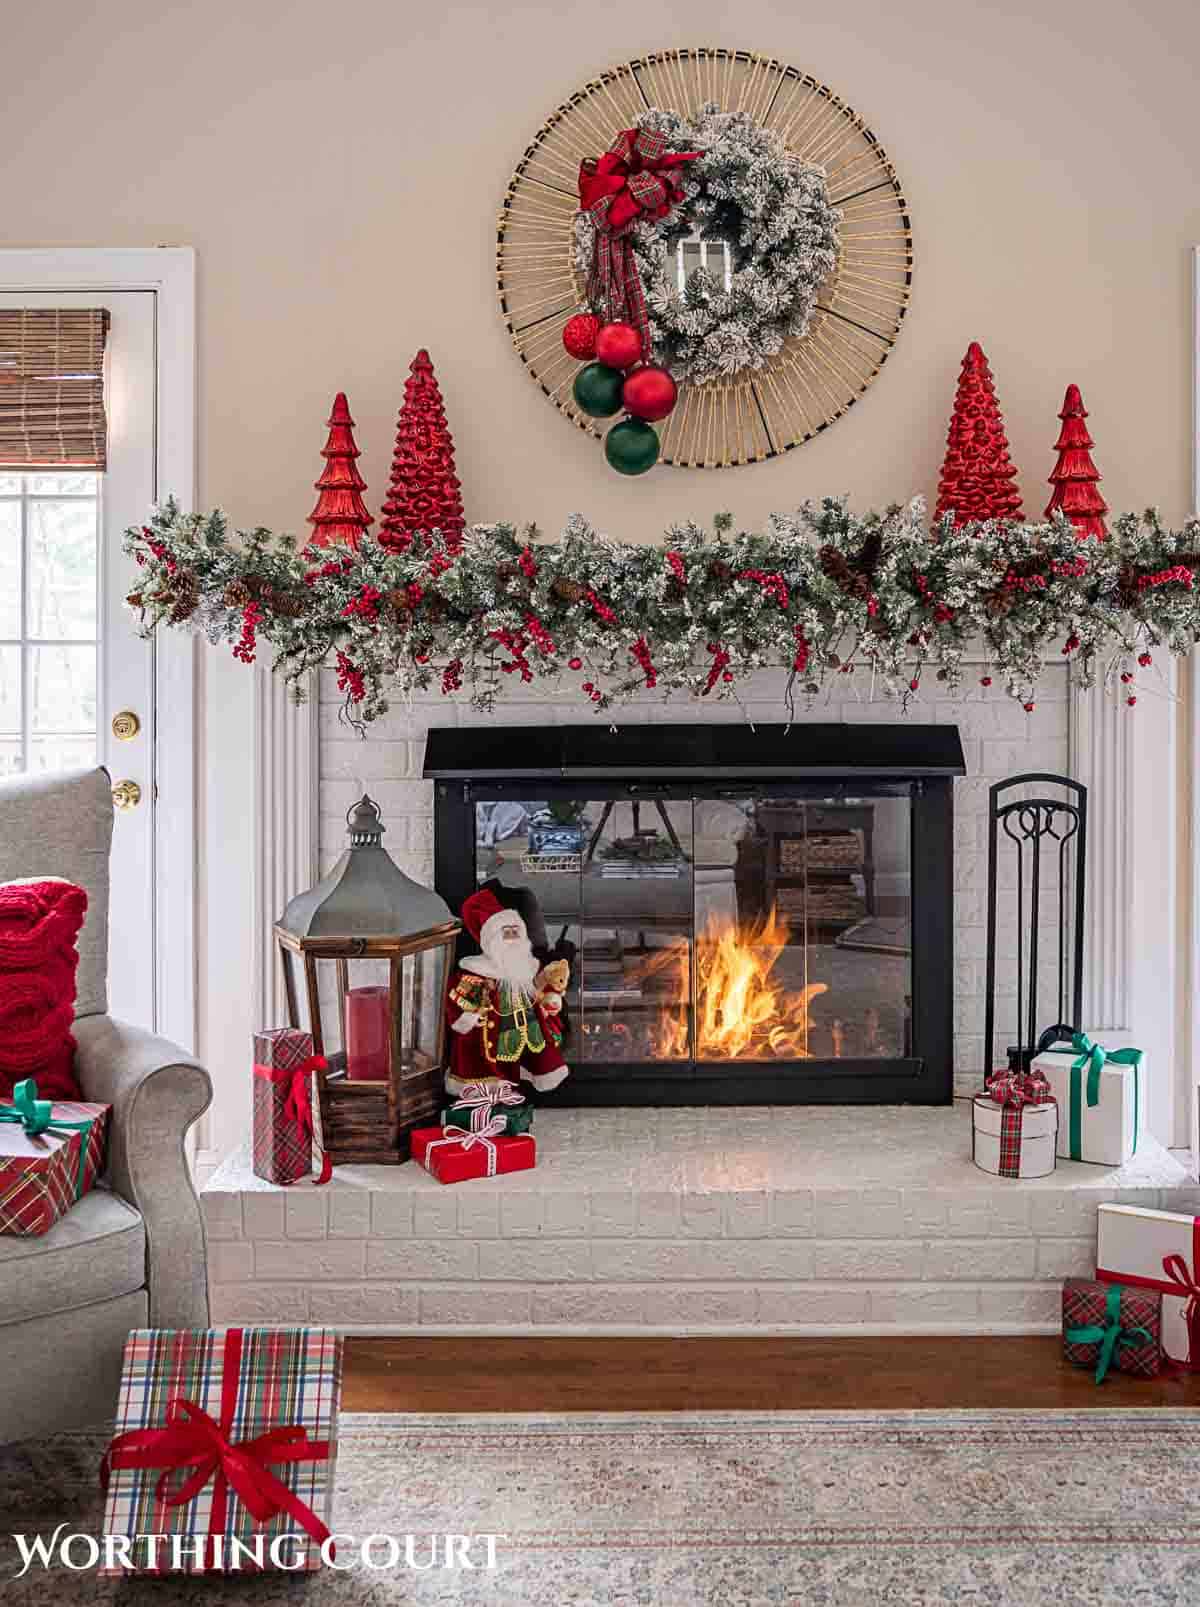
[343,1336,1200,1413]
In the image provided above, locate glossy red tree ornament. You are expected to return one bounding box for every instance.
[378,350,465,554]
[622,365,677,422]
[595,321,643,371]
[307,392,373,550]
[1045,384,1108,540]
[933,342,1024,529]
[562,313,601,360]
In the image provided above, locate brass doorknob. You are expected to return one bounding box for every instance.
[111,780,142,811]
[111,710,141,741]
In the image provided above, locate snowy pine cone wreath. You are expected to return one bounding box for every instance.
[574,104,842,386]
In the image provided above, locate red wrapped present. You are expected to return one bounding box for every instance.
[1062,1277,1161,1382]
[252,1029,330,1186]
[411,1117,535,1184]
[0,1078,109,1235]
[101,1325,342,1574]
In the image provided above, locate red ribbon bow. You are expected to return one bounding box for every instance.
[986,1069,1053,1110]
[101,1328,333,1569]
[253,1055,332,1184]
[578,128,700,362]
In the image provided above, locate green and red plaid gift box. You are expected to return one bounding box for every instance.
[1062,1277,1161,1382]
[0,1080,109,1235]
[101,1326,343,1574]
[252,1028,328,1186]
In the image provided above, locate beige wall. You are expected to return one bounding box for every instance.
[4,1,1198,535]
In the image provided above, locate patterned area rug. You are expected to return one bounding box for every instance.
[2,1410,1199,1604]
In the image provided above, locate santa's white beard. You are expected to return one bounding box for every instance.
[477,932,539,991]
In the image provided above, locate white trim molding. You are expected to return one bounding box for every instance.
[252,671,319,1031]
[0,246,196,1054]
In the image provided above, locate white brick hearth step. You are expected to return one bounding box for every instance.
[202,1104,1195,1336]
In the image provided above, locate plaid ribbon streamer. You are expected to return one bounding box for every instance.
[983,1070,1055,1179]
[578,128,700,362]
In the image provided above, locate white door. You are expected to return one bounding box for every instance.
[0,290,157,1027]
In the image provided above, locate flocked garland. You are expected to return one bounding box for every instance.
[574,105,841,386]
[125,500,1200,729]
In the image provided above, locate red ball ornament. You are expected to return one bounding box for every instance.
[562,313,600,361]
[595,321,642,371]
[622,364,678,423]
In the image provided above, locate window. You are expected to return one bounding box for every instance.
[0,469,100,775]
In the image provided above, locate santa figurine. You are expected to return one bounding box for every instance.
[445,888,570,1096]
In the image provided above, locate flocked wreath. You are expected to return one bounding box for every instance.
[574,105,841,387]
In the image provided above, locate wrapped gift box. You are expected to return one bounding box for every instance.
[1097,1203,1200,1368]
[252,1028,323,1186]
[440,1079,532,1137]
[972,1092,1057,1178]
[102,1326,342,1573]
[1032,1037,1142,1167]
[1062,1276,1161,1381]
[412,1123,535,1184]
[0,1084,109,1235]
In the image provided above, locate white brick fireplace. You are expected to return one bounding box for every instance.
[201,651,1186,1334]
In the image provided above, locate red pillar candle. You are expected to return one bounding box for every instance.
[344,985,391,1081]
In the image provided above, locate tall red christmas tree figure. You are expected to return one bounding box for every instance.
[307,392,373,550]
[1044,383,1108,540]
[933,341,1024,528]
[378,350,465,553]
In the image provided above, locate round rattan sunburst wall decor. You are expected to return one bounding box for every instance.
[497,49,913,469]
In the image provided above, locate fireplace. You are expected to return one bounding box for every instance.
[424,724,964,1105]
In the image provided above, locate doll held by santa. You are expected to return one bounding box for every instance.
[445,888,570,1096]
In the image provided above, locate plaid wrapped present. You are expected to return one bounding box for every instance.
[1062,1277,1161,1382]
[440,1077,532,1137]
[101,1326,343,1574]
[412,1118,535,1184]
[252,1029,330,1186]
[971,1069,1057,1178]
[0,1079,109,1235]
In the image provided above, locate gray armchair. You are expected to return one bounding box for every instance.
[0,768,212,1441]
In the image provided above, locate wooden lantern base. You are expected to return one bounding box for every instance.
[318,1050,445,1166]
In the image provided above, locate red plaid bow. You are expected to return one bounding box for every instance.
[578,128,700,362]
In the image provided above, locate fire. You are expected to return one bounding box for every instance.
[630,907,827,1061]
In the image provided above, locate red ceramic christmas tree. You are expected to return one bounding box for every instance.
[933,342,1024,528]
[307,392,373,550]
[378,350,465,553]
[1044,383,1108,540]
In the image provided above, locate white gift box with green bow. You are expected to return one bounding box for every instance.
[1031,1032,1143,1168]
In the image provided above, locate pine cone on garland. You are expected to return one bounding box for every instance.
[223,579,252,609]
[708,561,734,583]
[126,590,144,610]
[267,590,308,619]
[856,530,883,581]
[388,588,415,619]
[818,546,873,604]
[168,575,200,623]
[551,578,587,605]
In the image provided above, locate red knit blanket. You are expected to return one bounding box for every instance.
[0,879,88,970]
[0,879,87,1101]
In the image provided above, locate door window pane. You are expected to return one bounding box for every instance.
[29,499,97,638]
[5,472,100,774]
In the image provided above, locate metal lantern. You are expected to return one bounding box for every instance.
[275,795,459,1163]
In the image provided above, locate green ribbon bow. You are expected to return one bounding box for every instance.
[1065,1283,1153,1384]
[1067,1031,1142,1161]
[0,1078,95,1196]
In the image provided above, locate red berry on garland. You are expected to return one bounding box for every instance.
[595,321,643,371]
[980,676,992,687]
[568,657,583,670]
[1138,652,1152,667]
[622,365,678,422]
[562,313,600,361]
[910,679,920,692]
[722,671,734,683]
[1024,702,1036,712]
[1127,696,1137,706]
[573,363,625,418]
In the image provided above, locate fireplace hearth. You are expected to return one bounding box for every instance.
[424,724,965,1105]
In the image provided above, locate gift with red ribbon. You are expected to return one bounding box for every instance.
[411,1116,536,1185]
[252,1029,330,1186]
[101,1325,342,1573]
[578,127,700,362]
[0,1078,109,1235]
[1097,1203,1200,1369]
[971,1069,1057,1179]
[440,1077,532,1137]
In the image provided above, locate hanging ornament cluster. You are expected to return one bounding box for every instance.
[306,352,464,553]
[566,319,680,478]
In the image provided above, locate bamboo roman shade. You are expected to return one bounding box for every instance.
[0,308,110,469]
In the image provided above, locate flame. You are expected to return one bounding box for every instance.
[628,906,827,1060]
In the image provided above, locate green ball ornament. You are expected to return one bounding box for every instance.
[573,362,625,418]
[604,417,660,477]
